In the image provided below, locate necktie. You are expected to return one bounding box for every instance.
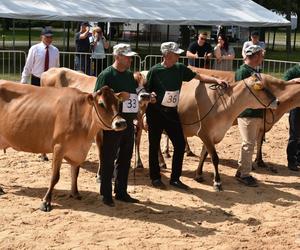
[44,46,49,72]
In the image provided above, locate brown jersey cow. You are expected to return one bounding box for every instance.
[0,81,128,211]
[178,74,300,190]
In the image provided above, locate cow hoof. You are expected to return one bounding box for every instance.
[255,161,278,173]
[39,154,49,162]
[186,151,197,157]
[0,187,5,195]
[213,183,223,192]
[257,162,266,169]
[160,164,167,169]
[136,164,144,169]
[194,176,204,183]
[96,175,101,183]
[163,152,171,158]
[267,166,278,173]
[40,201,52,212]
[70,192,82,200]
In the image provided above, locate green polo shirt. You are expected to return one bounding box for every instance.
[235,64,263,118]
[94,66,137,121]
[146,62,196,105]
[283,64,300,81]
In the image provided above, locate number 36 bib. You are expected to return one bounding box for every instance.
[122,93,138,113]
[161,90,179,107]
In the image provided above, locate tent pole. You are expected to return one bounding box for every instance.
[293,28,296,51]
[67,21,70,51]
[267,28,270,48]
[12,19,15,50]
[272,28,276,51]
[63,21,66,51]
[167,25,169,41]
[148,24,152,54]
[28,20,31,49]
[108,22,112,54]
[136,23,139,51]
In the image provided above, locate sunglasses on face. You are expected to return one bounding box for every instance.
[200,37,206,41]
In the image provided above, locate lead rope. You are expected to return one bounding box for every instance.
[92,101,123,130]
[263,109,266,142]
[133,123,137,193]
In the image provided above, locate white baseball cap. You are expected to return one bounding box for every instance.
[245,45,263,56]
[160,42,184,55]
[113,43,137,56]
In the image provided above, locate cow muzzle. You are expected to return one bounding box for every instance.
[112,117,127,131]
[138,92,151,102]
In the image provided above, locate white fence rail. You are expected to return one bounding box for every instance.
[59,52,142,76]
[142,55,299,77]
[0,50,27,81]
[0,50,298,81]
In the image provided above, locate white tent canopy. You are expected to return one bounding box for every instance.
[0,0,290,27]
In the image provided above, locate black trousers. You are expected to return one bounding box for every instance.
[146,104,185,181]
[287,107,300,165]
[31,75,41,86]
[100,122,134,198]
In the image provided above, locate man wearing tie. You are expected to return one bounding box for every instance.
[21,27,60,86]
[21,27,60,161]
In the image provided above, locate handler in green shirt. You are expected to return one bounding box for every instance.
[283,64,300,171]
[235,45,264,187]
[94,43,139,206]
[146,41,228,190]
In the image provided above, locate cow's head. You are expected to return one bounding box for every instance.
[88,86,128,131]
[243,73,279,109]
[134,71,155,112]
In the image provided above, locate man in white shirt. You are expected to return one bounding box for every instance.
[21,27,60,161]
[21,27,60,86]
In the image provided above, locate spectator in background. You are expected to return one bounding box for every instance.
[90,26,109,76]
[214,35,235,71]
[21,27,59,162]
[75,22,92,75]
[186,31,213,68]
[242,30,266,59]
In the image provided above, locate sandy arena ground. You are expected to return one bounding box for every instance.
[0,114,299,249]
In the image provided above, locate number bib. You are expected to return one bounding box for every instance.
[122,93,138,113]
[161,90,180,107]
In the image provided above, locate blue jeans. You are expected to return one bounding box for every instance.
[287,107,300,165]
[74,54,91,75]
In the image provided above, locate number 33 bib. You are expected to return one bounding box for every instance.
[161,90,179,107]
[122,93,138,113]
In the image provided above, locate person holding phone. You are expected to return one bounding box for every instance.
[90,26,109,76]
[75,21,92,75]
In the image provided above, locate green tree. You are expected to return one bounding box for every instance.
[253,0,299,52]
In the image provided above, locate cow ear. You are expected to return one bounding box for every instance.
[87,93,94,105]
[116,92,130,102]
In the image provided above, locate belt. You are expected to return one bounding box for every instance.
[160,106,177,113]
[32,74,40,79]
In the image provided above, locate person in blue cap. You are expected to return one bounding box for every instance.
[75,21,92,75]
